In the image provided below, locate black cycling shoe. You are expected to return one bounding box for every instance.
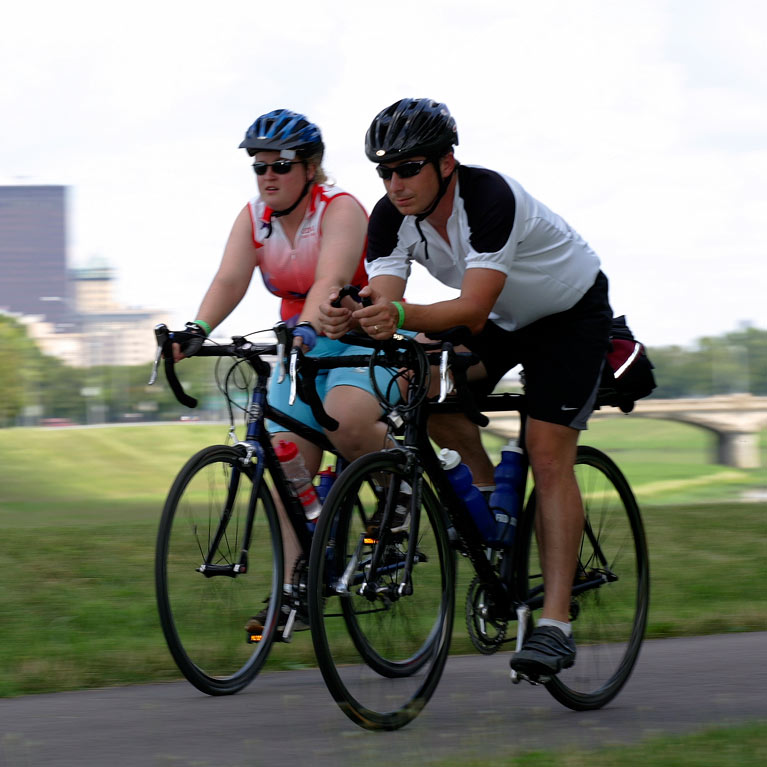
[510,625,576,678]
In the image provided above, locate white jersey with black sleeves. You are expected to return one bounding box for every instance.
[365,165,601,331]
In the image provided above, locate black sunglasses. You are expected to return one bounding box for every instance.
[252,159,303,176]
[375,160,429,180]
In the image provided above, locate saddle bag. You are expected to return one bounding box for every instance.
[601,315,657,413]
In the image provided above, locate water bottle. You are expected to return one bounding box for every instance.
[316,466,336,503]
[274,440,321,522]
[439,448,495,543]
[488,440,525,548]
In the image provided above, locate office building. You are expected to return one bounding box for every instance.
[1,184,162,366]
[0,185,71,324]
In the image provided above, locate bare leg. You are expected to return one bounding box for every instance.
[270,431,322,585]
[322,386,392,460]
[272,386,390,585]
[419,337,495,484]
[525,417,583,623]
[428,412,495,485]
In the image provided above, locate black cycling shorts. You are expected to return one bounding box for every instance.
[463,271,612,430]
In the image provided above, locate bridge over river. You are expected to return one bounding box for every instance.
[484,394,767,469]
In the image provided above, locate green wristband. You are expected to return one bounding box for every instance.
[193,319,212,337]
[391,301,405,329]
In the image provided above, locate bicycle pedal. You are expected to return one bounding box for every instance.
[510,669,550,686]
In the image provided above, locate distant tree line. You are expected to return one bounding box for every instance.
[1,315,766,426]
[0,315,229,427]
[646,326,767,398]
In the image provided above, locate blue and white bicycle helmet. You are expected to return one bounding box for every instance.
[240,109,324,159]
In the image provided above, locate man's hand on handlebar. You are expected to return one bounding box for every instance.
[319,287,360,339]
[319,284,398,340]
[350,286,399,340]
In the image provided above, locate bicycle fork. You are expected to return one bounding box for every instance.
[197,446,264,578]
[335,475,424,601]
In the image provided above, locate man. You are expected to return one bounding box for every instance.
[319,98,613,679]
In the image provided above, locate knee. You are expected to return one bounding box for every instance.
[325,414,384,460]
[323,387,387,459]
[332,420,367,452]
[527,442,575,490]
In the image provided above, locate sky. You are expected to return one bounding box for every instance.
[1,0,765,348]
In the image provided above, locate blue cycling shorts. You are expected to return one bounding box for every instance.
[266,335,405,435]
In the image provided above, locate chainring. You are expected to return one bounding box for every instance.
[465,576,508,654]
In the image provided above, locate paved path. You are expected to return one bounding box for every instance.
[1,633,765,766]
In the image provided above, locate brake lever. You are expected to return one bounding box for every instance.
[148,345,162,386]
[274,322,290,383]
[438,343,454,403]
[289,347,299,405]
[148,324,170,385]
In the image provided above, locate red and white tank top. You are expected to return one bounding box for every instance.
[247,183,368,326]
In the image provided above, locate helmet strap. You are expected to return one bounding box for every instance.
[263,169,313,238]
[414,158,456,259]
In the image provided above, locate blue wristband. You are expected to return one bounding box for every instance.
[293,323,317,351]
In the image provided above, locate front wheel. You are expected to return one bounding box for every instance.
[308,451,455,730]
[155,445,283,695]
[517,445,649,710]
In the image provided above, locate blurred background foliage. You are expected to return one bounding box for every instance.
[1,314,766,427]
[0,315,228,427]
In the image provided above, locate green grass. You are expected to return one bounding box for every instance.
[444,721,767,767]
[0,422,765,698]
[484,418,767,506]
[582,418,767,506]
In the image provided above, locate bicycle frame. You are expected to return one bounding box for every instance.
[152,325,345,582]
[377,376,618,627]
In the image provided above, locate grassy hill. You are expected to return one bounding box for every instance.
[0,422,765,697]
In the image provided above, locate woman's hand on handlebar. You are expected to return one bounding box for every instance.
[170,323,207,363]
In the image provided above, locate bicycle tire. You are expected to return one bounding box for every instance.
[308,451,455,730]
[155,444,283,695]
[517,445,649,710]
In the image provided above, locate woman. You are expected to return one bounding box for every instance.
[179,109,395,631]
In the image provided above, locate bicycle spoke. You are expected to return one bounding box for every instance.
[308,451,455,730]
[156,446,283,695]
[520,445,649,710]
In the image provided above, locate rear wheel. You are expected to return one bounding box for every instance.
[517,445,649,709]
[155,445,283,695]
[308,451,455,730]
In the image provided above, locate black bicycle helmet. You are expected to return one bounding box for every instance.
[365,98,458,163]
[240,109,324,158]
